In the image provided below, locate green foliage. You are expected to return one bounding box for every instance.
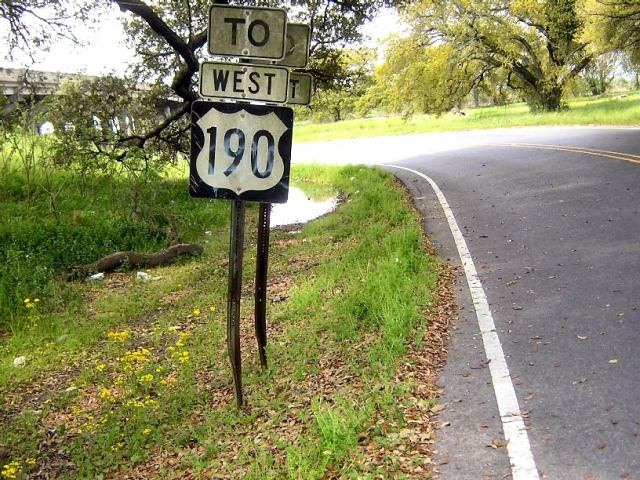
[309,89,357,122]
[46,75,183,177]
[307,48,376,122]
[367,38,473,115]
[582,0,640,61]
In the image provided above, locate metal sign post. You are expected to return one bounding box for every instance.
[192,1,313,408]
[254,203,270,368]
[227,200,246,408]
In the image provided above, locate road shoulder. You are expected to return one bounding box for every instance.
[390,168,514,479]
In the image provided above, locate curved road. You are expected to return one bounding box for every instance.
[295,127,640,479]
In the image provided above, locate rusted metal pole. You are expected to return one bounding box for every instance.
[227,200,245,408]
[254,202,271,368]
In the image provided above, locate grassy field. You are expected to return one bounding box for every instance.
[294,92,640,143]
[0,154,445,478]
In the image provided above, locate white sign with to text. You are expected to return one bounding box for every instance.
[208,5,287,60]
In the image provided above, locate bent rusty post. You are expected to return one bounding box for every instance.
[227,200,245,408]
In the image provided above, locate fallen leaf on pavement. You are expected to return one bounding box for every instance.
[487,439,507,449]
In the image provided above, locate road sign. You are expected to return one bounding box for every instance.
[200,62,289,103]
[190,101,293,203]
[288,72,313,105]
[281,24,311,68]
[257,24,310,68]
[208,5,287,60]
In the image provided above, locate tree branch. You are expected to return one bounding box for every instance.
[120,101,190,148]
[114,0,198,102]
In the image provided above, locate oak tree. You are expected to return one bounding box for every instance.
[385,0,592,112]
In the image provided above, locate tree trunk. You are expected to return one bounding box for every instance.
[69,243,204,279]
[542,86,563,111]
[529,83,564,112]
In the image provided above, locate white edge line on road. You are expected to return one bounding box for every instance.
[384,165,540,480]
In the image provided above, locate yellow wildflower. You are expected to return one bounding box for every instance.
[25,458,36,466]
[175,341,184,347]
[193,308,201,317]
[125,399,144,408]
[139,373,154,384]
[1,460,21,480]
[96,364,106,373]
[209,305,216,312]
[107,331,129,343]
[120,348,151,366]
[143,428,152,436]
[179,351,190,364]
[98,387,113,401]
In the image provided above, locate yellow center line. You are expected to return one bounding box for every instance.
[484,142,640,165]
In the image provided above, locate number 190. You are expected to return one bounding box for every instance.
[207,127,275,179]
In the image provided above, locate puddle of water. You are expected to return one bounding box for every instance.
[270,187,337,228]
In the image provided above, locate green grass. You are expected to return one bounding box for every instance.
[1,157,441,478]
[0,136,229,333]
[294,92,640,143]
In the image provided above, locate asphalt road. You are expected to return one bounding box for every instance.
[295,127,640,479]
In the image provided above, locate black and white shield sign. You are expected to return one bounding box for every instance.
[190,101,293,203]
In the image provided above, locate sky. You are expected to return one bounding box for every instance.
[1,5,135,76]
[0,6,401,76]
